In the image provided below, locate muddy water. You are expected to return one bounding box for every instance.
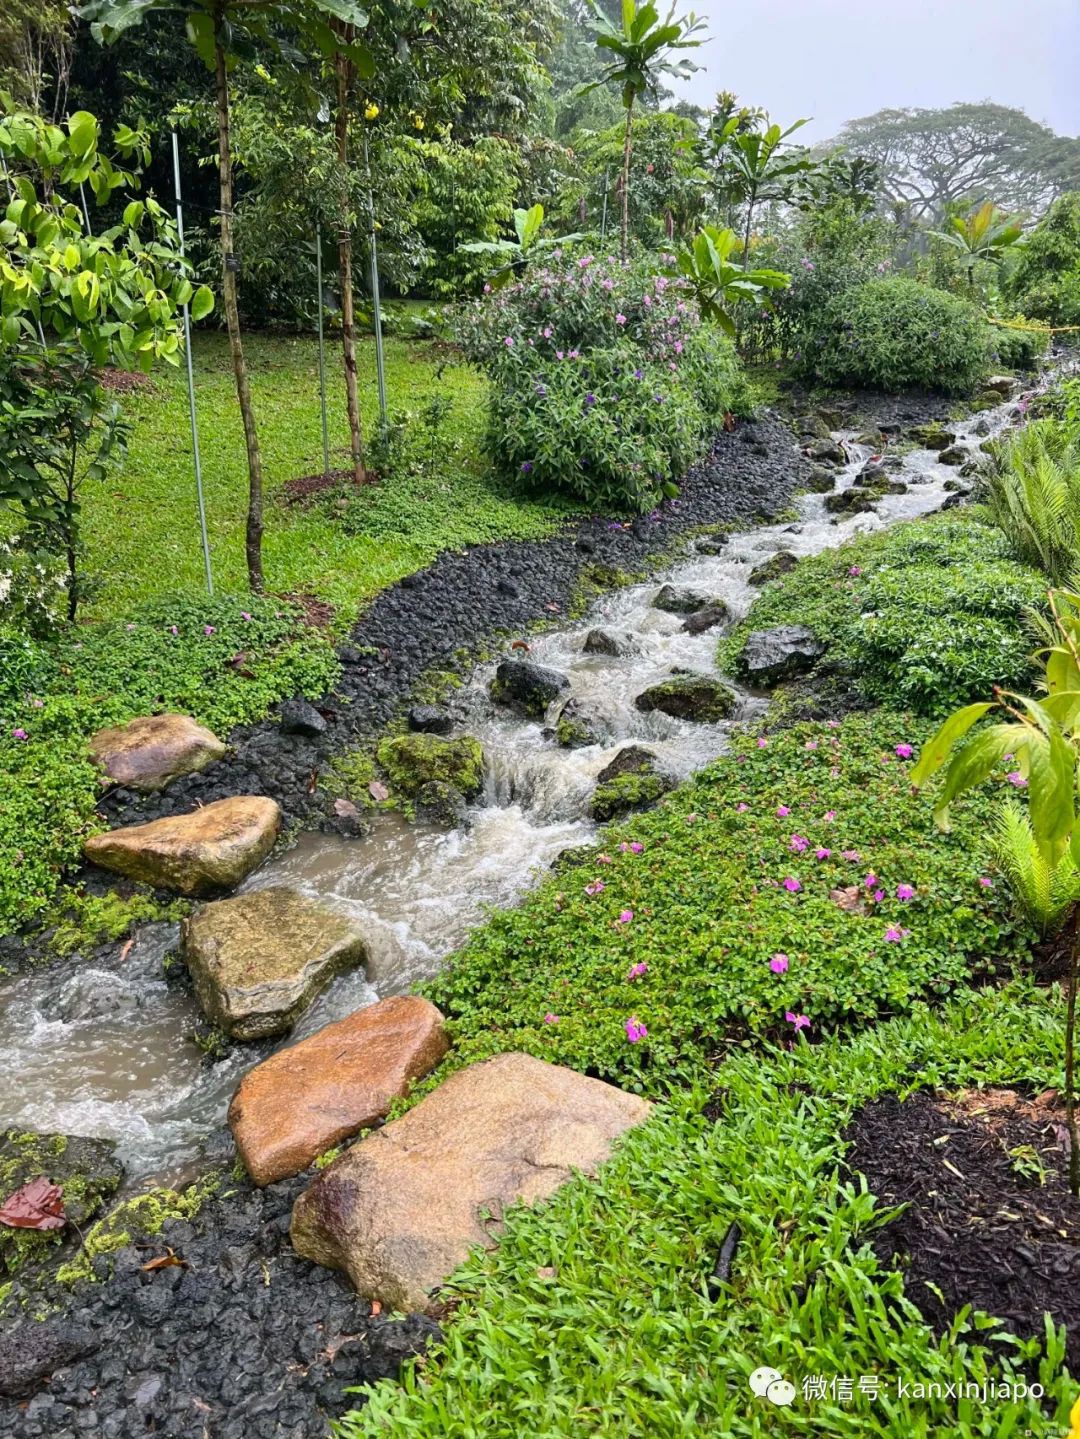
[0,396,1028,1177]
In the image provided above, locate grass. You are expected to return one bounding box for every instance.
[339,983,1073,1438]
[83,332,570,625]
[413,710,1029,1095]
[718,512,1046,719]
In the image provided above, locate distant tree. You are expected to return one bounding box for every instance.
[1008,192,1080,327]
[832,103,1080,223]
[704,111,815,262]
[0,1,74,119]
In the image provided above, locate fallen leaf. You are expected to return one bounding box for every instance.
[722,411,735,432]
[830,886,864,912]
[545,603,560,613]
[334,798,360,819]
[140,1248,188,1272]
[119,938,134,963]
[368,780,390,803]
[0,1176,66,1231]
[511,640,530,652]
[306,768,319,794]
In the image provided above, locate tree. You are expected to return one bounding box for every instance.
[0,105,211,618]
[703,111,814,265]
[931,200,1025,297]
[1008,192,1080,327]
[458,202,584,287]
[911,590,1080,1196]
[0,0,74,119]
[583,0,706,263]
[831,103,1080,224]
[668,224,789,336]
[80,0,369,594]
[334,28,367,485]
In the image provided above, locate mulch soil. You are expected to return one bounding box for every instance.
[845,1088,1080,1368]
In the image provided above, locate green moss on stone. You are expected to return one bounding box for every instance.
[634,675,737,723]
[47,890,187,959]
[56,1175,220,1285]
[376,734,484,800]
[590,769,672,822]
[0,1131,124,1278]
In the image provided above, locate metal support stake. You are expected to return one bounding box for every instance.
[171,128,214,596]
[315,221,330,474]
[363,128,388,431]
[600,169,610,249]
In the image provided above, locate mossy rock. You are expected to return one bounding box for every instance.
[375,734,484,801]
[490,659,570,718]
[0,1130,123,1278]
[56,1176,218,1285]
[909,424,955,451]
[804,467,836,494]
[589,748,675,821]
[824,489,876,515]
[634,675,737,723]
[748,552,799,587]
[555,699,604,750]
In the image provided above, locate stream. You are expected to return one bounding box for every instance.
[0,394,1032,1180]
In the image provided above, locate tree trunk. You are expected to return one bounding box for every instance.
[214,23,264,593]
[743,185,755,267]
[1067,910,1080,1197]
[335,44,366,484]
[619,97,634,265]
[64,448,78,622]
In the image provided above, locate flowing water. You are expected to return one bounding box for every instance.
[0,394,1034,1179]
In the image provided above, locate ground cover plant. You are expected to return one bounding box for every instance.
[719,513,1046,718]
[339,982,1074,1438]
[415,710,1029,1092]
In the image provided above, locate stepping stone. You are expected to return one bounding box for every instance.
[229,996,448,1184]
[740,626,825,686]
[182,886,366,1040]
[84,796,281,897]
[490,659,570,718]
[290,1052,652,1312]
[88,714,225,793]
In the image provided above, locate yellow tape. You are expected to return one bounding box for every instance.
[987,316,1080,334]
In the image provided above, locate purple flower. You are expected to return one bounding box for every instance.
[615,313,627,326]
[848,565,862,577]
[1006,771,1027,787]
[776,805,790,818]
[841,850,861,862]
[789,834,809,852]
[597,853,613,864]
[169,625,179,636]
[627,962,648,980]
[872,889,885,903]
[630,842,644,854]
[625,1016,648,1043]
[203,625,215,636]
[534,384,547,397]
[884,926,908,942]
[815,847,831,860]
[584,393,596,407]
[617,909,634,924]
[584,879,605,896]
[521,461,533,473]
[503,336,514,348]
[12,728,28,741]
[823,810,836,821]
[805,740,818,750]
[782,876,802,893]
[736,802,750,813]
[786,1011,810,1030]
[770,953,790,974]
[896,883,915,901]
[757,738,769,749]
[979,876,993,889]
[895,743,913,760]
[633,368,643,379]
[240,611,252,621]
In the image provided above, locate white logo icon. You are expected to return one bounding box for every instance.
[749,1368,796,1406]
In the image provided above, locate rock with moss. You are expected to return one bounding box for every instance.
[55,1176,218,1285]
[804,437,847,465]
[490,659,570,718]
[554,698,605,749]
[634,675,737,723]
[589,747,675,822]
[652,585,711,615]
[415,780,469,828]
[824,489,876,515]
[938,444,968,466]
[909,423,955,451]
[694,534,728,555]
[582,628,634,657]
[804,467,836,494]
[376,733,484,802]
[748,551,799,587]
[681,602,730,636]
[794,414,830,439]
[0,1130,123,1278]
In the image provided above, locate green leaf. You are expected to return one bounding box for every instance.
[909,702,995,787]
[190,285,214,322]
[933,723,1026,828]
[67,111,99,159]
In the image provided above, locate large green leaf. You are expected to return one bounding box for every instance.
[933,722,1027,829]
[909,702,995,787]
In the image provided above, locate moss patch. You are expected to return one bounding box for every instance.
[0,1131,123,1278]
[590,767,673,822]
[376,734,485,801]
[56,1175,220,1285]
[634,675,737,723]
[46,889,188,959]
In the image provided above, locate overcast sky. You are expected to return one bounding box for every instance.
[670,0,1080,143]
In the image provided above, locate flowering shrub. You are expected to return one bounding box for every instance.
[798,276,989,393]
[456,254,747,511]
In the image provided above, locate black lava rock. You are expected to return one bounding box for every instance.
[407,705,453,735]
[740,626,826,686]
[0,1318,100,1398]
[279,700,327,738]
[490,659,571,718]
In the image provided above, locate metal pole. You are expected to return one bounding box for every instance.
[79,182,92,235]
[171,128,214,596]
[363,128,388,431]
[600,169,610,249]
[315,222,330,474]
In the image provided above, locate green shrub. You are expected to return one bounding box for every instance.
[984,416,1080,583]
[1007,192,1080,327]
[986,321,1050,371]
[417,712,1027,1091]
[797,275,988,393]
[720,513,1045,717]
[456,255,748,512]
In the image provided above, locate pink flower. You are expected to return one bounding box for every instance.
[783,876,802,893]
[776,805,790,818]
[805,740,818,750]
[625,1016,648,1043]
[630,842,644,854]
[896,884,915,901]
[979,876,993,889]
[884,926,908,942]
[615,313,627,325]
[815,848,831,860]
[1006,771,1027,787]
[240,611,252,622]
[789,834,809,852]
[873,889,885,903]
[864,873,878,889]
[584,879,605,897]
[503,336,514,348]
[556,350,565,360]
[12,728,28,741]
[841,850,861,862]
[823,810,836,821]
[627,962,648,980]
[169,625,178,636]
[736,802,750,813]
[770,953,790,974]
[848,566,862,577]
[203,625,215,636]
[617,910,634,924]
[895,743,913,760]
[757,737,768,749]
[786,1012,810,1031]
[542,326,553,338]
[543,1012,559,1025]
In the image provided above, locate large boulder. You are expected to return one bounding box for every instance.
[652,584,711,615]
[804,437,847,465]
[375,734,484,802]
[229,996,448,1184]
[984,375,1019,397]
[182,886,366,1039]
[909,423,955,451]
[88,714,225,793]
[582,628,634,657]
[490,659,570,718]
[555,698,605,749]
[740,626,826,686]
[804,467,836,494]
[290,1052,652,1312]
[84,796,281,896]
[590,745,674,821]
[938,444,968,467]
[748,551,798,587]
[634,674,737,723]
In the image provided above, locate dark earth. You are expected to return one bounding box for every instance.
[845,1087,1080,1370]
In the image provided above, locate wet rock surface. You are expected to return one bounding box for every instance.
[88,714,226,794]
[490,658,571,717]
[740,627,827,687]
[0,1176,440,1436]
[634,674,737,723]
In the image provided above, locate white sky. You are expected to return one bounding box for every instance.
[670,0,1080,142]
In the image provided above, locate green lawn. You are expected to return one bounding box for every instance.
[83,331,569,625]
